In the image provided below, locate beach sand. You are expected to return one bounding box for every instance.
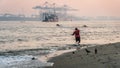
[46,42,120,68]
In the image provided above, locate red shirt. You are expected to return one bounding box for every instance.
[73,30,80,38]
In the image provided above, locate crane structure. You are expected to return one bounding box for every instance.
[33,2,77,22]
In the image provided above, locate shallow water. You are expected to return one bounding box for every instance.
[0,55,54,68]
[0,21,120,67]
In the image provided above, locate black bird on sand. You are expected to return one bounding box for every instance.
[95,48,97,54]
[85,49,91,55]
[72,51,75,54]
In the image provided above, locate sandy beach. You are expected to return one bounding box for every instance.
[46,42,120,68]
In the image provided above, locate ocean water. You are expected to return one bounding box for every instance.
[0,21,120,68]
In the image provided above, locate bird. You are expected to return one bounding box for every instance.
[31,57,36,60]
[95,48,97,54]
[72,51,75,54]
[56,24,60,26]
[85,49,91,55]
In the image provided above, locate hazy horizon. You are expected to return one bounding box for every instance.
[0,0,120,17]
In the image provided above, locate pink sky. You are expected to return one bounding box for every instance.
[0,0,120,17]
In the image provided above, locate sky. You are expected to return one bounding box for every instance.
[0,0,120,17]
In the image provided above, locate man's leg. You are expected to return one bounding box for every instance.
[75,37,79,44]
[75,38,78,43]
[78,38,81,44]
[76,37,80,44]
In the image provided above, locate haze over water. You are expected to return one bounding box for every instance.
[0,0,120,17]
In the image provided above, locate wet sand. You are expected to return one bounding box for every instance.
[46,42,120,68]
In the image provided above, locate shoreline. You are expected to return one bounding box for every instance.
[0,43,100,68]
[0,42,120,68]
[45,42,120,68]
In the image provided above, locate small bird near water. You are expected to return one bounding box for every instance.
[95,48,97,54]
[85,49,91,55]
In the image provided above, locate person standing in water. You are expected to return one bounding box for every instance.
[72,28,81,45]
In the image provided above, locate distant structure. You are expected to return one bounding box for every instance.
[33,2,77,22]
[0,2,77,22]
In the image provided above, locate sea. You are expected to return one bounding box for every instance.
[0,21,120,68]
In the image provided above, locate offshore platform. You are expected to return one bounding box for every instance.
[33,2,77,22]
